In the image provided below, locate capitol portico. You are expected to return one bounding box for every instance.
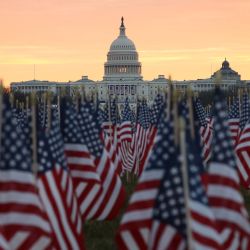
[10,17,246,104]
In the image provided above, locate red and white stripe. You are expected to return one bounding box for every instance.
[235,123,250,188]
[117,121,134,173]
[228,118,239,147]
[138,126,158,176]
[149,222,185,250]
[0,228,9,250]
[86,148,125,220]
[130,124,150,175]
[0,170,53,250]
[200,124,213,164]
[116,168,164,249]
[105,127,123,176]
[118,121,132,142]
[37,164,85,250]
[119,140,135,172]
[101,122,113,139]
[206,162,250,248]
[64,143,103,220]
[189,200,222,249]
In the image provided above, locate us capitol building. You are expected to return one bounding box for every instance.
[10,17,246,104]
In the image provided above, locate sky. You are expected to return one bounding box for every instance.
[1,0,250,86]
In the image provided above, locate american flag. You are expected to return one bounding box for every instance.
[78,102,126,220]
[239,92,250,131]
[194,98,213,164]
[236,92,250,187]
[101,98,119,140]
[37,113,85,249]
[106,99,124,175]
[60,101,103,220]
[85,100,124,176]
[235,115,250,188]
[148,94,164,142]
[139,94,165,174]
[150,94,164,126]
[120,98,133,142]
[132,100,152,175]
[228,97,240,147]
[110,98,120,125]
[148,106,221,250]
[100,103,113,139]
[207,87,250,249]
[116,110,169,249]
[0,100,53,249]
[119,98,134,172]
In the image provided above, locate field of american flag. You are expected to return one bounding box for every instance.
[84,184,250,250]
[1,82,250,250]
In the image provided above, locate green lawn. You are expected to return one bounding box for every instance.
[84,180,250,250]
[84,178,137,250]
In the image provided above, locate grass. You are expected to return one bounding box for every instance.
[84,177,137,250]
[84,178,250,250]
[242,188,250,212]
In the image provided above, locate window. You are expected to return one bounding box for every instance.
[125,85,129,95]
[109,85,114,95]
[116,85,120,94]
[121,86,124,95]
[131,85,136,95]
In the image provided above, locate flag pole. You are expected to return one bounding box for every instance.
[135,94,140,177]
[179,117,194,250]
[57,90,61,128]
[10,92,14,108]
[26,95,29,112]
[167,75,172,120]
[46,92,51,132]
[187,88,195,140]
[108,92,113,144]
[0,81,3,150]
[31,93,38,178]
[173,90,179,146]
[42,92,46,127]
[81,86,85,104]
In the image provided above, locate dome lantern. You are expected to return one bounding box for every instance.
[120,16,126,36]
[222,58,230,69]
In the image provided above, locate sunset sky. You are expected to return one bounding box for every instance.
[1,0,250,86]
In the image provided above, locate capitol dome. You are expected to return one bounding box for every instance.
[110,36,136,51]
[104,17,142,81]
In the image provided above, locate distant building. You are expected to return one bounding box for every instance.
[10,18,245,103]
[211,59,241,81]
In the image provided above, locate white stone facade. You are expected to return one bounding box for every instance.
[10,18,245,103]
